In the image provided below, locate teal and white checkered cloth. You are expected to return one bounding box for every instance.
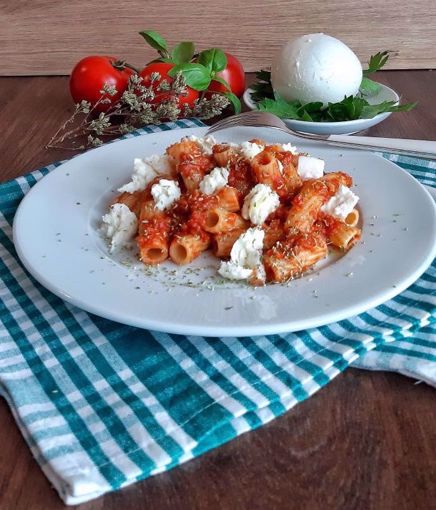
[0,119,435,504]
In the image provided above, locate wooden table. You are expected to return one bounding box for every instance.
[0,71,435,510]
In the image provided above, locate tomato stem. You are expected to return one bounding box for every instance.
[113,60,140,73]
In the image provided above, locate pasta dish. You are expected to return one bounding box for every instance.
[101,136,361,286]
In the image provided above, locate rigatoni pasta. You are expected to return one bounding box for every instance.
[101,135,362,286]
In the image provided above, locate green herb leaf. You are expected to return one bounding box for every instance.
[210,75,231,91]
[139,30,168,53]
[360,101,417,119]
[257,96,302,119]
[171,41,195,65]
[363,51,391,76]
[359,77,381,96]
[168,63,211,90]
[250,69,274,102]
[198,48,227,73]
[223,92,241,114]
[325,96,367,121]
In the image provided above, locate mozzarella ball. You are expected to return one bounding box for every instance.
[271,33,363,106]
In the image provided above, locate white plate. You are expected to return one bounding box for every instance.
[13,126,436,337]
[243,83,400,135]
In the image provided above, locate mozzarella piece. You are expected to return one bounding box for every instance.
[151,179,181,211]
[118,158,156,193]
[218,261,253,280]
[240,141,264,160]
[147,154,173,175]
[101,203,138,253]
[199,167,229,195]
[297,155,325,179]
[242,184,280,225]
[281,142,299,154]
[118,155,172,193]
[218,227,265,281]
[185,135,217,155]
[321,184,359,220]
[271,33,363,106]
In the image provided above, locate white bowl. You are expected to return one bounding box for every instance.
[243,83,400,135]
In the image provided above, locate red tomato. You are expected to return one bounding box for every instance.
[207,52,245,97]
[140,62,199,108]
[69,56,134,112]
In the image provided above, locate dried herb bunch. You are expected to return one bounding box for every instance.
[47,73,230,150]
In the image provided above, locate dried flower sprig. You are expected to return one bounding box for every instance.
[47,73,230,151]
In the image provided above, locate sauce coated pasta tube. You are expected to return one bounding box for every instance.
[216,186,240,212]
[212,144,239,167]
[204,208,247,234]
[264,230,328,283]
[137,215,172,264]
[286,172,352,232]
[212,227,248,258]
[166,140,202,167]
[169,232,210,265]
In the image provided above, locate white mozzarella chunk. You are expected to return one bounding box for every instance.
[218,261,253,280]
[321,184,359,220]
[199,167,229,195]
[297,155,325,180]
[218,227,265,281]
[101,203,138,253]
[118,155,172,193]
[185,135,217,155]
[240,141,264,160]
[281,142,299,154]
[242,184,280,225]
[118,158,157,193]
[151,179,181,211]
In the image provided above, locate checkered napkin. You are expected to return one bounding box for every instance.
[0,119,434,504]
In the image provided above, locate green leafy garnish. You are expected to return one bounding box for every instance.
[140,30,241,113]
[198,48,227,73]
[363,51,391,76]
[250,70,274,102]
[360,50,392,96]
[171,42,195,65]
[252,52,416,122]
[139,30,169,59]
[360,100,417,118]
[223,92,242,114]
[168,63,211,90]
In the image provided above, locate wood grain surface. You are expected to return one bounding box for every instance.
[1,0,436,76]
[0,71,435,510]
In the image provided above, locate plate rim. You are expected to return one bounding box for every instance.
[13,126,436,337]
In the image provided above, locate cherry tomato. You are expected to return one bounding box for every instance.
[140,62,199,108]
[207,52,245,97]
[69,56,134,112]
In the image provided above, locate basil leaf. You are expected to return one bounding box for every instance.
[198,49,227,73]
[210,76,231,90]
[168,63,211,90]
[360,77,381,96]
[171,42,195,65]
[139,30,168,52]
[223,92,241,114]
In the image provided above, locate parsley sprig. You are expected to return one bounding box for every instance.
[251,51,416,122]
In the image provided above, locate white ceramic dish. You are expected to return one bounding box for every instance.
[13,126,436,337]
[243,83,400,135]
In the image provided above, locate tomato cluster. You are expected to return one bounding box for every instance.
[70,52,245,113]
